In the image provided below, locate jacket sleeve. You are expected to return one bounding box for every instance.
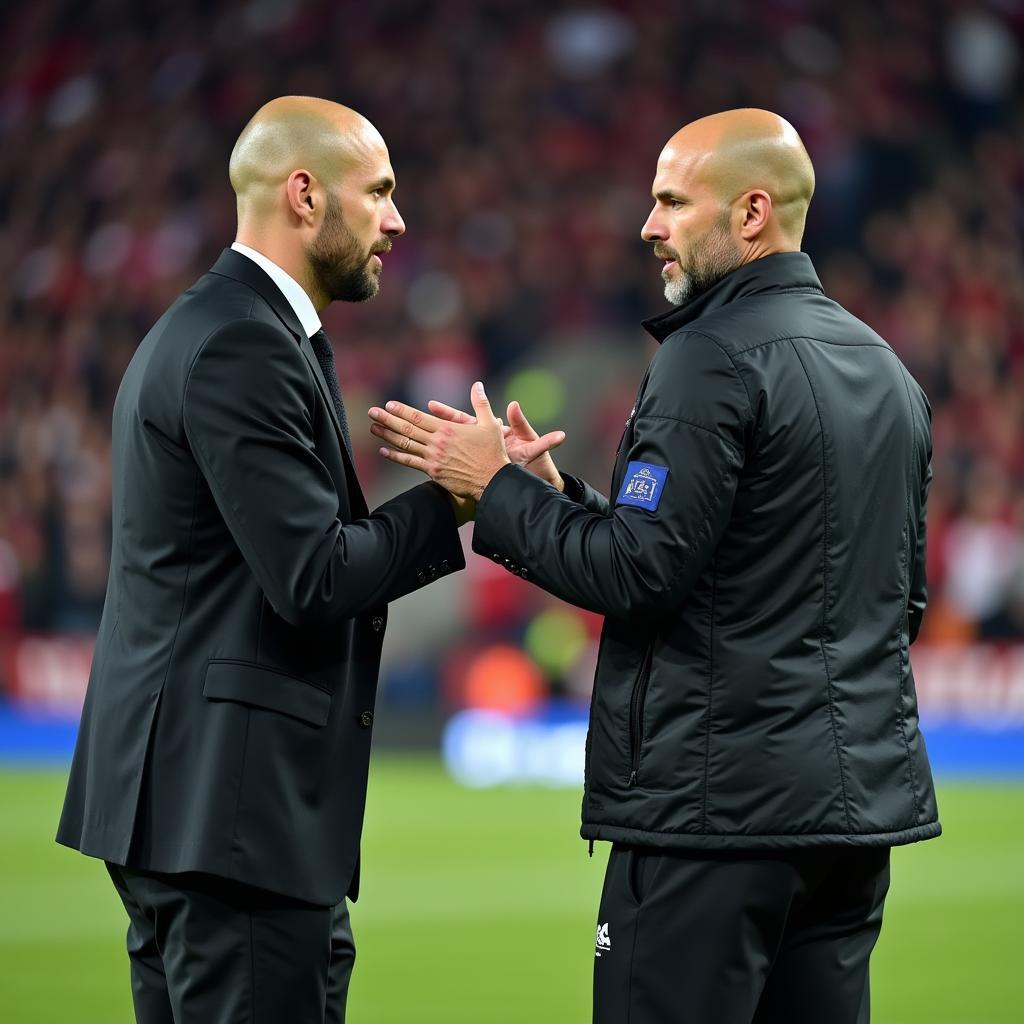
[472,333,751,620]
[560,473,612,516]
[183,319,465,628]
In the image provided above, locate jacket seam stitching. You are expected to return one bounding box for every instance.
[582,823,940,840]
[701,561,716,834]
[676,329,755,421]
[894,362,923,822]
[632,413,743,451]
[681,328,890,359]
[789,338,853,834]
[654,462,736,612]
[738,336,890,357]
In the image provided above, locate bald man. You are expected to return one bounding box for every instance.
[372,109,940,1023]
[56,97,472,1022]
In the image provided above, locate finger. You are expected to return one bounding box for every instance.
[377,446,430,473]
[368,403,437,446]
[427,399,476,425]
[507,400,539,441]
[520,431,566,460]
[469,381,499,425]
[369,423,428,454]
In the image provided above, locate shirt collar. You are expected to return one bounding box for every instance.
[641,251,824,343]
[230,242,322,338]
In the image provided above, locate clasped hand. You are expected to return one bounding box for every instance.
[368,382,566,520]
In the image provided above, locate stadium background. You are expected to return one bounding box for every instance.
[0,0,1022,1020]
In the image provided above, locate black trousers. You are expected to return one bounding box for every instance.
[106,863,355,1024]
[593,844,890,1024]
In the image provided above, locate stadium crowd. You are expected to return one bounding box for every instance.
[0,0,1021,659]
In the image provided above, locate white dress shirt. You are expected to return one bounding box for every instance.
[230,242,321,339]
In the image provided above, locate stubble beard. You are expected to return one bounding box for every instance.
[662,214,742,307]
[307,193,389,304]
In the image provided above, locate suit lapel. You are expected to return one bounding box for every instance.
[208,249,368,517]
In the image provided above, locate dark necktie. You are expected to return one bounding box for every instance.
[308,328,352,455]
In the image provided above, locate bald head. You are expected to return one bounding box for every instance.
[229,96,387,222]
[662,109,815,247]
[642,109,816,305]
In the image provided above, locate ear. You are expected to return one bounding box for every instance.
[285,169,318,226]
[738,189,772,241]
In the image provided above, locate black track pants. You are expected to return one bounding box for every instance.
[593,845,890,1024]
[106,863,355,1023]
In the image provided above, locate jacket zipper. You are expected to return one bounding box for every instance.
[627,641,655,786]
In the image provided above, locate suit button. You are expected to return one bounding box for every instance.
[360,711,374,728]
[416,570,426,584]
[440,559,450,572]
[371,615,384,633]
[518,567,529,579]
[428,564,438,580]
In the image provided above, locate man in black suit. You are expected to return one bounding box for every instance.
[57,96,497,1022]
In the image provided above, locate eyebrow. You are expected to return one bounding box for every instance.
[369,176,395,193]
[654,189,686,203]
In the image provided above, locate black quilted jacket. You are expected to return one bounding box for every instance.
[474,252,940,850]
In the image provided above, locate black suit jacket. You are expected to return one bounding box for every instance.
[57,249,465,904]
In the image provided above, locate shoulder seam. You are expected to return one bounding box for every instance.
[668,328,755,423]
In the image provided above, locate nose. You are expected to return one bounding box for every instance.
[382,199,405,238]
[641,206,666,242]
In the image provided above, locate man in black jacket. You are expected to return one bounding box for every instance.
[57,96,545,1022]
[370,108,940,1023]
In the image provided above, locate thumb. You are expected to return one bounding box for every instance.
[470,381,499,424]
[507,400,539,441]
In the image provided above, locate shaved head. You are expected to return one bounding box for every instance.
[642,108,816,306]
[228,96,405,310]
[230,96,386,221]
[662,109,815,245]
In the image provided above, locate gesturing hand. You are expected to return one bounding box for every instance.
[370,382,562,502]
[426,397,566,492]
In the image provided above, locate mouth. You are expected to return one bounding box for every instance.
[653,248,679,274]
[369,240,391,271]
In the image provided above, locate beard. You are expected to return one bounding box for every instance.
[307,192,390,303]
[659,213,742,306]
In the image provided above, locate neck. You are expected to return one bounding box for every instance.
[738,235,799,265]
[233,232,329,312]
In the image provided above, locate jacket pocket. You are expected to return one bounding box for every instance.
[202,659,331,728]
[627,641,655,786]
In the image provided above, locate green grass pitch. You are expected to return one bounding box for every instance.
[1,757,1021,1022]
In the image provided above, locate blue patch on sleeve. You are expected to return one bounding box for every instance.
[616,461,669,510]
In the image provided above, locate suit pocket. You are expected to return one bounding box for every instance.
[202,660,331,727]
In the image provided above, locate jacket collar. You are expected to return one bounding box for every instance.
[641,251,823,343]
[208,247,307,341]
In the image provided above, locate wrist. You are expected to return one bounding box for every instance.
[476,456,511,502]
